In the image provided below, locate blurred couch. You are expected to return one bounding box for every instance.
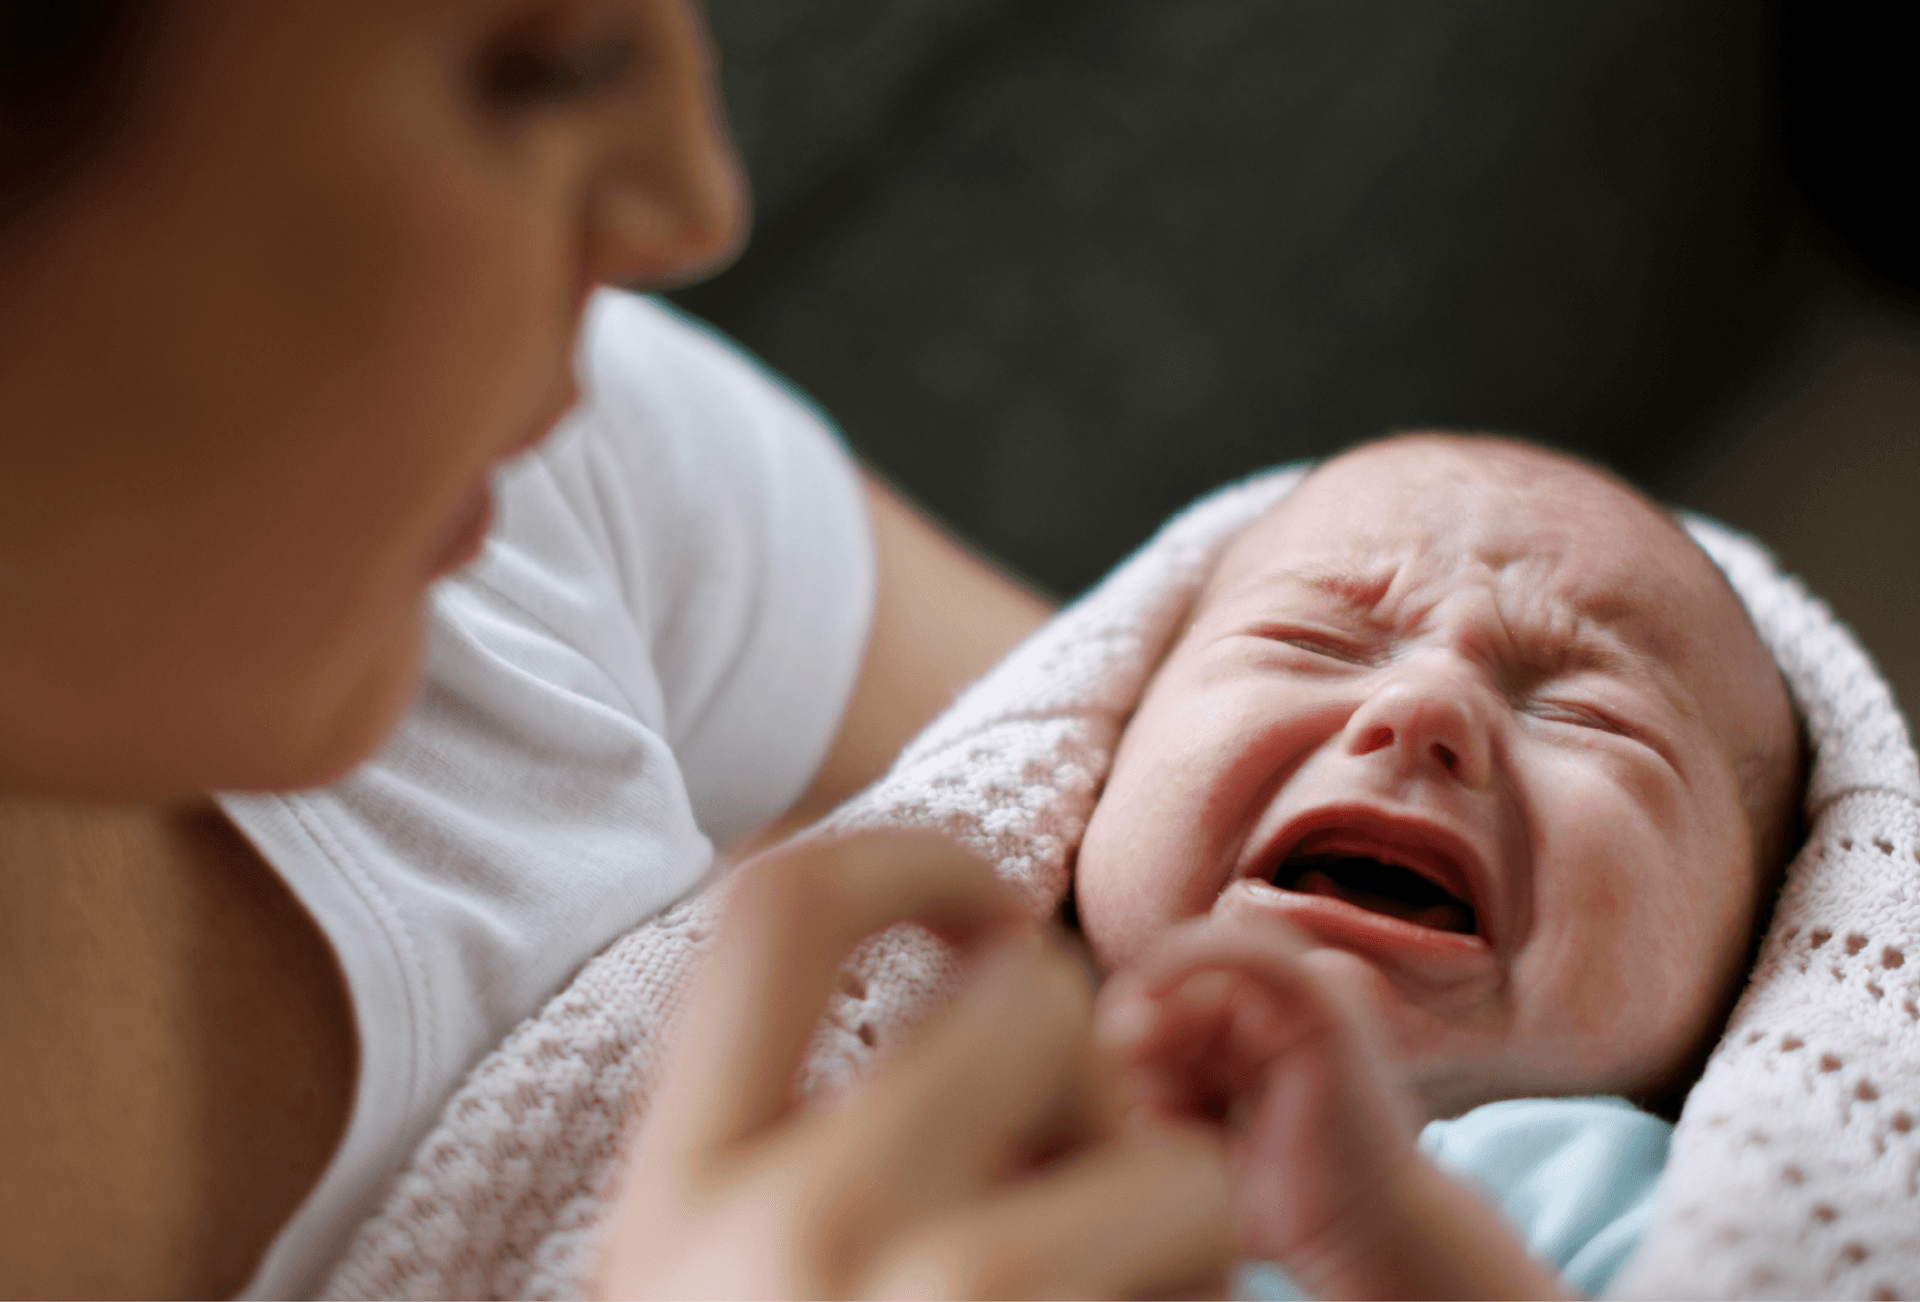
[671,0,1920,707]
[673,0,1790,595]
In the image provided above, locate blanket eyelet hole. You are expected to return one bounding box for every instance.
[1820,1053,1844,1073]
[1811,928,1833,949]
[1857,1080,1880,1102]
[1847,934,1869,955]
[1885,947,1906,970]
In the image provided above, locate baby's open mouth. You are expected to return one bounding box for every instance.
[1274,850,1478,935]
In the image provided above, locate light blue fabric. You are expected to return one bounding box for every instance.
[1236,1096,1671,1299]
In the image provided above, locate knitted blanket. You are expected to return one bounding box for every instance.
[323,468,1920,1301]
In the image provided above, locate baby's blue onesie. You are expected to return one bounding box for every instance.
[1237,1096,1671,1299]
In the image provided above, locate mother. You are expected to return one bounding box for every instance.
[0,1,1228,1296]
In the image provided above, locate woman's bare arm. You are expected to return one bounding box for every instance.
[747,475,1052,848]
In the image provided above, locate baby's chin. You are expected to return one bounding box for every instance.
[1392,1018,1710,1123]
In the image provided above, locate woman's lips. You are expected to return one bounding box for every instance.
[424,302,587,583]
[427,479,495,577]
[1215,876,1502,1005]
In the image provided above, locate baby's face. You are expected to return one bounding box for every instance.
[1076,436,1797,1118]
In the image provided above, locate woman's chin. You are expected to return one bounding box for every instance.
[223,606,430,796]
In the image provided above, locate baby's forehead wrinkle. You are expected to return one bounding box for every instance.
[1414,555,1632,690]
[1205,524,1403,612]
[1458,488,1717,666]
[1245,454,1714,658]
[1291,557,1400,612]
[1496,550,1680,671]
[1275,438,1772,750]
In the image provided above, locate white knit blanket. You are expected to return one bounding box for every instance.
[323,469,1920,1301]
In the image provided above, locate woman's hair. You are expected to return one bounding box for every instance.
[1,0,144,224]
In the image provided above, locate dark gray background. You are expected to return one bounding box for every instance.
[671,0,1920,705]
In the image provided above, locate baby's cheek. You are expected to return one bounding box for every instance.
[1658,805,1764,1037]
[1074,758,1207,970]
[1072,808,1154,974]
[1581,749,1753,992]
[1526,833,1726,1091]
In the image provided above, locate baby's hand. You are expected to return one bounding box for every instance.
[1094,912,1571,1298]
[1093,912,1422,1274]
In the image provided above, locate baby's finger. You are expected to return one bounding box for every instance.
[1123,911,1317,1003]
[1096,976,1236,1089]
[649,832,1023,1162]
[1094,912,1322,1075]
[1228,978,1291,1063]
[859,1123,1234,1301]
[1102,977,1301,1130]
[1094,917,1244,1052]
[1122,920,1376,1079]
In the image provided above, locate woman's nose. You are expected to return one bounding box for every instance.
[585,3,748,288]
[1342,657,1495,788]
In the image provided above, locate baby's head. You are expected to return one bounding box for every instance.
[1076,433,1802,1119]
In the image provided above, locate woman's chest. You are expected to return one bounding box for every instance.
[0,798,356,1298]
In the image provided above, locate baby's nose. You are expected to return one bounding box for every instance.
[1342,660,1494,788]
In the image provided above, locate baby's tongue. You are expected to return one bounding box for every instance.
[1292,866,1473,933]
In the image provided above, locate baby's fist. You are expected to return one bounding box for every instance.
[1093,912,1423,1265]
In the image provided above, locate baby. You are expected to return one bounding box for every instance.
[1076,433,1803,1297]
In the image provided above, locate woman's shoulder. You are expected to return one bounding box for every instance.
[524,291,866,614]
[495,293,874,811]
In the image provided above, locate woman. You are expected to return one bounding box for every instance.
[0,1,1229,1296]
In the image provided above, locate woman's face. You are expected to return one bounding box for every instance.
[0,0,744,797]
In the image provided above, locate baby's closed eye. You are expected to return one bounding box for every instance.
[1523,696,1635,735]
[1241,623,1382,668]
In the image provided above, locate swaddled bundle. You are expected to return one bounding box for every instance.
[324,466,1920,1300]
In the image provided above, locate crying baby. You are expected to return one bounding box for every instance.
[1077,433,1803,1298]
